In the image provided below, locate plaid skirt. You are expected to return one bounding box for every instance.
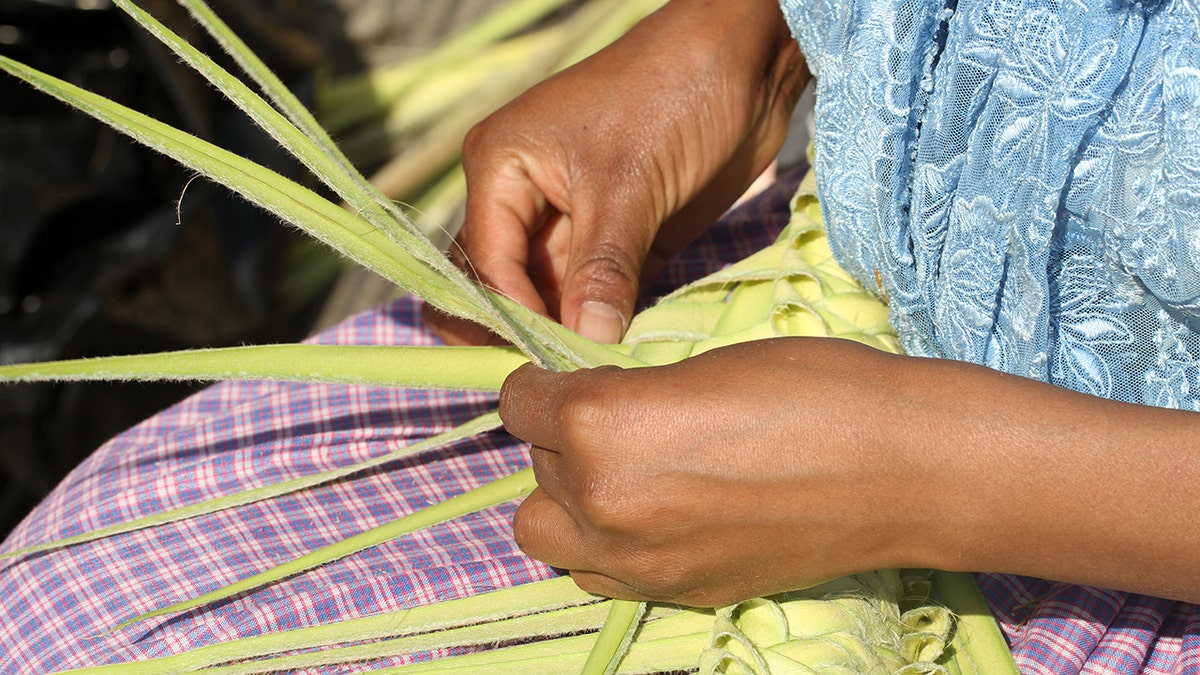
[2,170,1197,674]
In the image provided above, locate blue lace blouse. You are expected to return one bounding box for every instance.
[779,0,1200,410]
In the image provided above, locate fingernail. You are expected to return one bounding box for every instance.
[577,301,625,344]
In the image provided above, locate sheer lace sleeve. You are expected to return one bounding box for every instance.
[779,0,1200,410]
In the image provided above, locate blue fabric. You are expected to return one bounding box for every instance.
[0,170,800,674]
[779,0,1200,409]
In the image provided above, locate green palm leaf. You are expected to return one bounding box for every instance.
[0,1,1017,673]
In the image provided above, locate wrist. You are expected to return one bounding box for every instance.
[635,0,809,147]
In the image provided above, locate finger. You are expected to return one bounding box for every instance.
[423,215,520,346]
[420,302,506,347]
[552,143,774,342]
[524,210,572,318]
[500,362,630,463]
[567,570,658,602]
[498,363,573,450]
[555,193,650,344]
[459,142,556,318]
[528,444,574,515]
[512,486,597,572]
[515,489,676,603]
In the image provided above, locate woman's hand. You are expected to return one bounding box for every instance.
[500,338,920,606]
[500,337,1200,606]
[426,0,808,345]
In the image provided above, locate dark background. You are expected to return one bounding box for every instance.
[0,0,812,541]
[0,0,514,539]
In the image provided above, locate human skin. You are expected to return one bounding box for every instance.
[432,0,1200,606]
[501,339,1200,606]
[424,0,807,345]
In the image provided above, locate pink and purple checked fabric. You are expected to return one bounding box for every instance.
[1,172,1198,673]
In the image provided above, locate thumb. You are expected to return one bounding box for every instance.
[558,235,644,344]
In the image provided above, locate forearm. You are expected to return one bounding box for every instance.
[503,336,1200,606]
[896,355,1200,603]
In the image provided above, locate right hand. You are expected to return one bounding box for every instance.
[425,0,809,345]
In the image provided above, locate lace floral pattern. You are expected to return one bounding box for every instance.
[779,0,1200,410]
[778,1,1200,670]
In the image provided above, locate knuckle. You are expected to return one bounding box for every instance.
[461,118,520,177]
[461,119,492,161]
[553,368,663,531]
[574,477,663,545]
[571,242,642,294]
[574,473,636,532]
[510,492,557,561]
[497,364,534,417]
[510,503,537,553]
[556,368,625,446]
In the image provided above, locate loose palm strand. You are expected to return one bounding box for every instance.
[0,1,1016,672]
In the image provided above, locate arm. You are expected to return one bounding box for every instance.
[427,0,808,344]
[442,0,1200,608]
[501,338,1200,607]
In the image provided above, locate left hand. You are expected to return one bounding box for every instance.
[499,338,919,606]
[501,335,1200,607]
